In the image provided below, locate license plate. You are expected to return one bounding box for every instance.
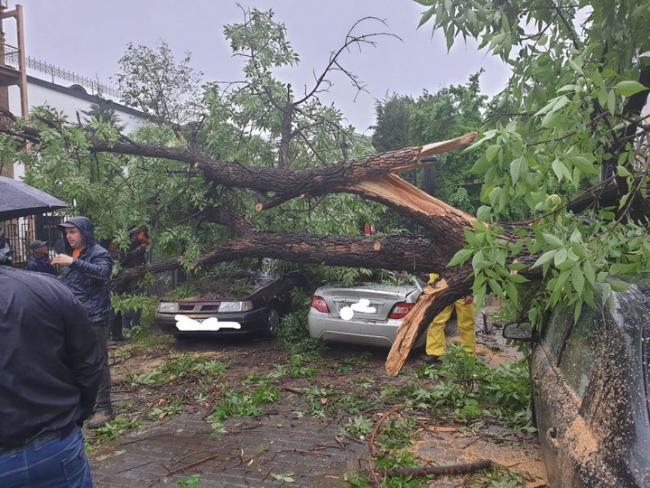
[175,315,241,331]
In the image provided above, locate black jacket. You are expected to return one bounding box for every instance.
[25,254,57,275]
[0,266,102,448]
[60,217,114,323]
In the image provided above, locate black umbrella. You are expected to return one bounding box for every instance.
[0,176,69,220]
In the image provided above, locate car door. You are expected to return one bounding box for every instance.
[534,305,614,487]
[531,308,574,487]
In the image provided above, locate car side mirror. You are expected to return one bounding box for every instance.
[502,322,536,342]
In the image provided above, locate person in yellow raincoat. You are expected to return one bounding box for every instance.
[424,273,476,364]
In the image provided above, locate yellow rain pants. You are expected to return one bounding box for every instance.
[425,298,476,357]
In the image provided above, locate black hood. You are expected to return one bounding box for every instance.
[60,216,96,254]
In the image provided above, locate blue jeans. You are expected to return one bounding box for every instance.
[0,425,92,487]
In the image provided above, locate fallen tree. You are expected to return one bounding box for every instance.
[5,115,649,376]
[8,7,650,383]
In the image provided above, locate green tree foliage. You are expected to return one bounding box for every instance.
[82,96,124,132]
[116,41,202,125]
[418,1,650,326]
[18,9,394,282]
[372,73,486,212]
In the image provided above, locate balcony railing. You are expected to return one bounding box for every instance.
[3,50,121,98]
[0,43,19,64]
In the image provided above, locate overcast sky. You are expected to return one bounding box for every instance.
[7,0,509,132]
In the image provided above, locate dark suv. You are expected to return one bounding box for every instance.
[504,276,650,487]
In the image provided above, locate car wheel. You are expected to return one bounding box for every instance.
[263,308,280,337]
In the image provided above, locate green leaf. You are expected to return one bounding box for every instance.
[532,250,556,268]
[552,158,571,182]
[488,278,504,297]
[607,90,616,115]
[583,260,595,286]
[510,273,529,284]
[485,144,500,162]
[476,205,491,221]
[488,186,502,206]
[573,300,583,324]
[557,84,577,93]
[554,248,568,266]
[569,229,582,243]
[542,233,564,249]
[568,58,583,74]
[552,95,570,112]
[610,279,629,292]
[510,156,526,185]
[471,156,491,174]
[616,165,632,177]
[418,7,436,28]
[470,157,492,175]
[448,248,473,266]
[569,155,599,176]
[610,263,638,274]
[572,243,587,259]
[271,473,295,483]
[445,26,455,50]
[572,266,585,294]
[614,80,648,97]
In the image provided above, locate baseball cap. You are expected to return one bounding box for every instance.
[57,221,78,230]
[30,240,48,250]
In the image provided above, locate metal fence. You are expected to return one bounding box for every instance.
[1,213,63,265]
[4,52,121,98]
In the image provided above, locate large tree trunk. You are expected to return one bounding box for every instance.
[114,232,453,287]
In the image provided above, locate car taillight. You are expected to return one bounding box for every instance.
[389,302,414,319]
[311,295,329,313]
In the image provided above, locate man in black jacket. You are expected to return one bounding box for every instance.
[52,216,114,428]
[0,232,102,487]
[25,240,57,275]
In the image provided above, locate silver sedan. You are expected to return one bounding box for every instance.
[308,278,425,347]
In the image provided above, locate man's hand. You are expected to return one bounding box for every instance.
[51,254,74,266]
[463,295,473,305]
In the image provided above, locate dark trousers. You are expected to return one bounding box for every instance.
[91,322,112,413]
[109,309,124,341]
[0,426,92,488]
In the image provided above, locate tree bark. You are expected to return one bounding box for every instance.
[196,232,448,271]
[114,233,449,286]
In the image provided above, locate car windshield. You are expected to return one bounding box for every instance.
[166,272,269,301]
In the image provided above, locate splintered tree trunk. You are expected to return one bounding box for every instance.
[346,174,474,256]
[385,268,473,375]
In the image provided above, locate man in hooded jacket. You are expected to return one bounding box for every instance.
[52,216,114,428]
[0,232,102,487]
